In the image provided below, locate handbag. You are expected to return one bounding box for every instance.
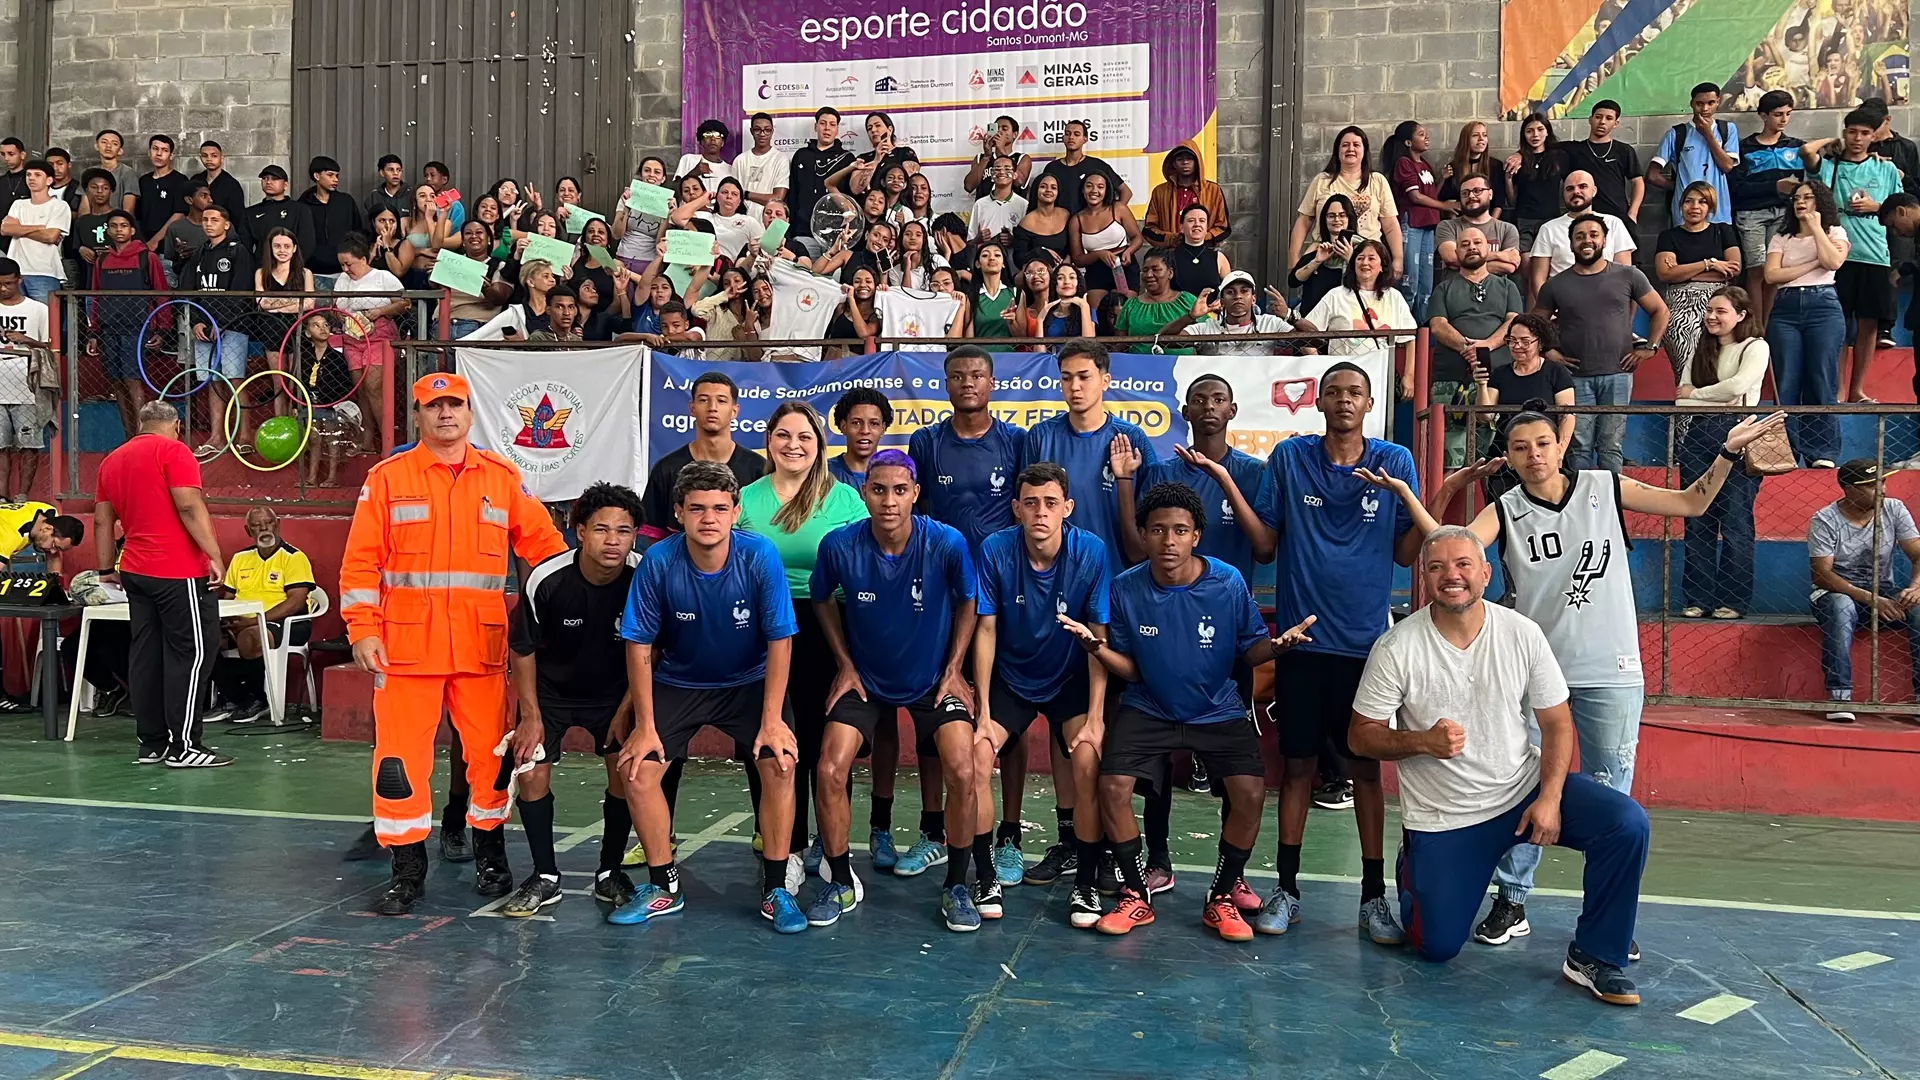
[1743,423,1796,476]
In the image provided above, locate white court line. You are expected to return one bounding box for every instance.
[1676,993,1757,1024]
[11,792,1920,924]
[1820,951,1894,971]
[552,822,604,852]
[1540,1049,1627,1080]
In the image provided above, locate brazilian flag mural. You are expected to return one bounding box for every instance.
[1501,0,1909,119]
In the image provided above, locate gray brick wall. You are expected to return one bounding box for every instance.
[48,0,292,201]
[0,1,18,138]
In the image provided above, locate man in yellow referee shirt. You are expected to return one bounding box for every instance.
[211,507,314,722]
[0,499,84,574]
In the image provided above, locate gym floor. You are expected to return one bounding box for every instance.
[0,721,1915,1080]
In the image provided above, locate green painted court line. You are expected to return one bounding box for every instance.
[1676,993,1757,1024]
[1541,1049,1627,1080]
[1819,951,1894,972]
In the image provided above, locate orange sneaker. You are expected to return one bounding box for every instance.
[1204,898,1254,942]
[1095,891,1156,936]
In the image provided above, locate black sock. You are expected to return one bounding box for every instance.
[1144,789,1171,864]
[648,860,679,892]
[517,793,558,877]
[441,779,469,832]
[599,791,631,874]
[1361,857,1386,903]
[871,795,894,833]
[763,856,787,895]
[920,810,945,845]
[1211,840,1251,900]
[744,755,764,821]
[1056,807,1075,846]
[972,831,995,883]
[1074,835,1102,888]
[662,759,683,821]
[945,845,970,889]
[996,820,1021,846]
[1112,836,1149,902]
[1276,842,1302,899]
[826,850,853,886]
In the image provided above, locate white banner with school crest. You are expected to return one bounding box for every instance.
[456,345,648,502]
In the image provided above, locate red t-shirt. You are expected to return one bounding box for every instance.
[1393,156,1441,230]
[97,433,209,578]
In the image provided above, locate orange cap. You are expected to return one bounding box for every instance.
[412,372,471,406]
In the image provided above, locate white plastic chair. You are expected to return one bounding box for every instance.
[269,586,328,718]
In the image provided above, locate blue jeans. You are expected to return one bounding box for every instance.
[1399,775,1648,969]
[1493,684,1643,904]
[1813,590,1920,699]
[1570,372,1632,474]
[192,330,250,379]
[1679,413,1758,611]
[20,275,58,305]
[1766,285,1844,464]
[1400,223,1436,323]
[449,318,483,339]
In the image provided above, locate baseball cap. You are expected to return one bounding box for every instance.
[412,372,470,406]
[1219,270,1257,292]
[1837,459,1882,487]
[258,164,288,181]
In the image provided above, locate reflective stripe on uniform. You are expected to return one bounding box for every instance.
[340,588,381,610]
[468,803,511,822]
[379,571,509,591]
[391,504,431,523]
[480,505,508,527]
[373,812,435,836]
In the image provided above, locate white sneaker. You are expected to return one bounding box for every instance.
[1810,459,1837,469]
[785,852,804,894]
[1890,457,1920,472]
[1826,709,1857,723]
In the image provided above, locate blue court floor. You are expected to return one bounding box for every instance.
[0,796,1914,1080]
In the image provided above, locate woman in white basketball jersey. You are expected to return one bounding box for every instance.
[1362,405,1782,949]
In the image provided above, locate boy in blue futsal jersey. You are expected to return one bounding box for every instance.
[607,462,806,933]
[971,462,1111,926]
[809,449,985,932]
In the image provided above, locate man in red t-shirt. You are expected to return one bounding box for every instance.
[94,400,231,767]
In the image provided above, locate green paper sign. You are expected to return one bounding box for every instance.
[521,234,577,271]
[665,263,694,296]
[585,243,615,268]
[627,180,672,217]
[428,250,489,296]
[663,229,716,266]
[760,218,789,253]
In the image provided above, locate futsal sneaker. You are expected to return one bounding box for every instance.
[201,701,237,724]
[622,840,646,867]
[1068,885,1103,929]
[1563,944,1641,1006]
[942,884,982,932]
[607,883,684,925]
[1095,851,1121,896]
[784,853,805,894]
[1095,891,1155,936]
[1143,861,1176,897]
[1253,888,1300,935]
[164,745,233,768]
[752,831,764,853]
[1629,939,1641,963]
[1228,877,1261,914]
[806,881,857,927]
[1473,898,1530,945]
[1358,896,1406,945]
[803,834,823,876]
[225,699,268,726]
[973,879,1005,920]
[1204,898,1254,942]
[502,874,563,917]
[762,888,807,934]
[591,869,636,907]
[1023,843,1077,885]
[135,746,165,765]
[440,826,473,863]
[869,828,898,871]
[993,838,1025,885]
[893,834,948,877]
[1312,780,1355,810]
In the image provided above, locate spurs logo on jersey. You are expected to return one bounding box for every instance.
[1496,470,1641,687]
[1564,539,1611,609]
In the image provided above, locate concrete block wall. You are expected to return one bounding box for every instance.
[0,1,19,138]
[47,0,292,201]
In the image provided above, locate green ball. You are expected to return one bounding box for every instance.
[255,416,302,465]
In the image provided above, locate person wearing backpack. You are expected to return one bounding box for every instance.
[1648,83,1740,228]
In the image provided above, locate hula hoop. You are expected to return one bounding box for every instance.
[137,299,224,398]
[157,366,237,463]
[272,304,380,409]
[223,368,315,472]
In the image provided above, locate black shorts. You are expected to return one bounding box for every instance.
[264,622,311,650]
[828,690,972,757]
[1273,650,1367,760]
[1099,704,1266,790]
[1835,260,1898,324]
[538,701,623,760]
[652,680,791,762]
[988,673,1091,758]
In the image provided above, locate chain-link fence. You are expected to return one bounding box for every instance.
[54,290,443,505]
[1436,400,1920,715]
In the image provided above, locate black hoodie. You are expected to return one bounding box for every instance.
[297,185,365,274]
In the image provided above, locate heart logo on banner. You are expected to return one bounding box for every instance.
[1272,378,1316,414]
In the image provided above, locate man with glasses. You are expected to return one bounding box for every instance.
[734,112,791,209]
[1437,176,1521,277]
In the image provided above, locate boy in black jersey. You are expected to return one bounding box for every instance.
[499,483,646,916]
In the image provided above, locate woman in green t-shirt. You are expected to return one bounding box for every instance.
[1114,249,1198,354]
[736,401,878,868]
[969,239,1017,338]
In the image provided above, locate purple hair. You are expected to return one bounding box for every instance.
[866,447,916,481]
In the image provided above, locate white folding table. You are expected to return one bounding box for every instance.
[66,599,280,740]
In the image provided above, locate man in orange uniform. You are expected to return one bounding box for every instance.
[341,372,566,915]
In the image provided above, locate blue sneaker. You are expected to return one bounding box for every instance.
[606,883,683,925]
[762,888,807,934]
[802,834,822,877]
[942,883,981,932]
[1359,896,1406,946]
[893,834,948,877]
[993,839,1025,885]
[1253,888,1300,935]
[870,828,898,871]
[806,881,857,927]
